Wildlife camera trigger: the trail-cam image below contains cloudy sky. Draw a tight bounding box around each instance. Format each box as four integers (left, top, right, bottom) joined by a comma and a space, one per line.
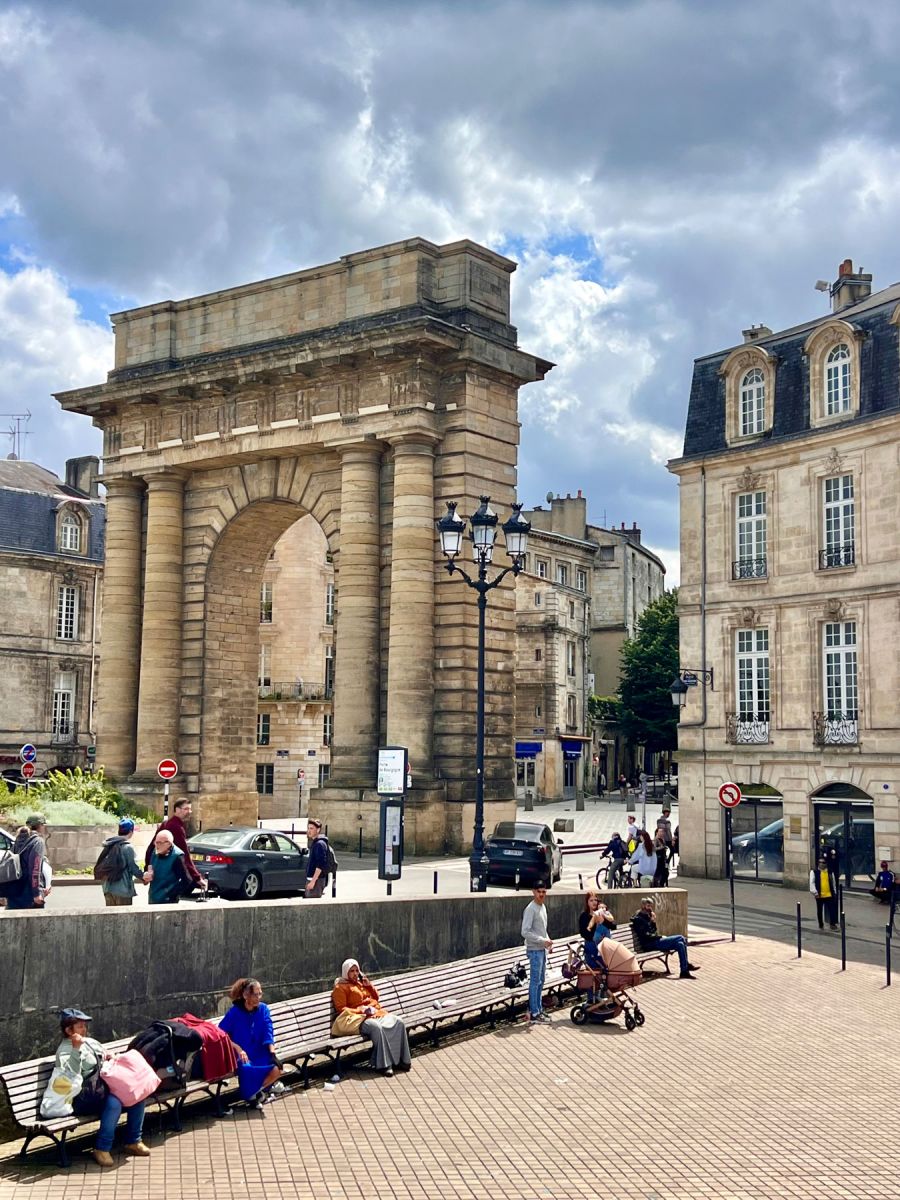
4, 0, 900, 581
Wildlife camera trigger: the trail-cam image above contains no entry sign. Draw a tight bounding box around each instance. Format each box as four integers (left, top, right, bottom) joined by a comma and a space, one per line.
718, 781, 742, 809
157, 759, 178, 781
22, 761, 36, 780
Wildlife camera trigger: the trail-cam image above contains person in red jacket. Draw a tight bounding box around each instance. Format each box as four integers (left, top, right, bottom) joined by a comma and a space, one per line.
146, 798, 207, 892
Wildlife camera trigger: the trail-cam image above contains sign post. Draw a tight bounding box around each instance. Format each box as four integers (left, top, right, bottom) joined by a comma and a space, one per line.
157, 759, 178, 818
376, 747, 407, 883
718, 782, 742, 942
20, 745, 36, 796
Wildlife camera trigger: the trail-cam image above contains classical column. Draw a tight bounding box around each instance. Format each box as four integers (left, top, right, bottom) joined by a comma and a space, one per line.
330, 442, 382, 783
386, 436, 437, 773
134, 471, 185, 775
95, 477, 144, 779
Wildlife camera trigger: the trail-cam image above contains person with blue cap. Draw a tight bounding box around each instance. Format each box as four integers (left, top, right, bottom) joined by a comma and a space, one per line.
95, 818, 146, 907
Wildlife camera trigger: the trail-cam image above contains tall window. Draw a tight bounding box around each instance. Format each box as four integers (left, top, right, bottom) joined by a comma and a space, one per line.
534, 647, 542, 662
256, 764, 274, 795
59, 511, 81, 553
734, 491, 767, 578
324, 645, 335, 695
824, 621, 857, 718
318, 763, 331, 788
739, 368, 765, 436
556, 563, 569, 586
325, 582, 335, 626
534, 592, 541, 607
566, 640, 576, 676
323, 713, 333, 746
256, 713, 270, 745
736, 629, 769, 719
52, 671, 75, 736
56, 585, 79, 640
825, 343, 851, 415
259, 644, 271, 688
566, 694, 577, 727
822, 474, 855, 568
575, 568, 587, 592
536, 559, 548, 579
260, 581, 273, 623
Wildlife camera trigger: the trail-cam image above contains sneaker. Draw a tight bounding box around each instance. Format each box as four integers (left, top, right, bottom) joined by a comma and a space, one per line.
536, 1012, 552, 1023
269, 1081, 287, 1096
124, 1142, 151, 1157
686, 963, 701, 971
679, 970, 697, 980
92, 1149, 114, 1168
384, 1067, 394, 1077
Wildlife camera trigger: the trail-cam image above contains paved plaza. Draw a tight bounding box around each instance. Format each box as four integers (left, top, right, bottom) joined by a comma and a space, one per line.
2, 925, 897, 1200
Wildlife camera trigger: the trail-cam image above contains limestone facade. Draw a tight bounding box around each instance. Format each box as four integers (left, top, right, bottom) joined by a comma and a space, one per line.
56, 238, 551, 851
0, 459, 105, 780
669, 261, 900, 889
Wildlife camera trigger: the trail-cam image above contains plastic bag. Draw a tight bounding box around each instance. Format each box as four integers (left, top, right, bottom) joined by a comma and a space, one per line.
40, 1062, 84, 1118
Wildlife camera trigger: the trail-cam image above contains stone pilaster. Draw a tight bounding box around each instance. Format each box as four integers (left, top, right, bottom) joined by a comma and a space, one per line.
386, 435, 438, 773
95, 477, 144, 779
330, 441, 383, 783
134, 471, 185, 776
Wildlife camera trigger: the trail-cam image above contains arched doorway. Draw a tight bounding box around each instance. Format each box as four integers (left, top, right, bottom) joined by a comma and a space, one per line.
811, 783, 875, 890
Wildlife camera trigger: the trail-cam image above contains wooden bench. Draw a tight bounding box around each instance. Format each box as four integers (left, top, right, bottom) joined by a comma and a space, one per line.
611, 925, 675, 974
1, 939, 579, 1164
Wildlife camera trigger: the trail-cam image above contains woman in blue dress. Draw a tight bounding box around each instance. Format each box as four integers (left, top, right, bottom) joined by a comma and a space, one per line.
219, 978, 283, 1108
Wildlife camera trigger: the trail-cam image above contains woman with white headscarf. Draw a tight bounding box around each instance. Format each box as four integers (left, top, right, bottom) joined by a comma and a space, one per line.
330, 959, 411, 1076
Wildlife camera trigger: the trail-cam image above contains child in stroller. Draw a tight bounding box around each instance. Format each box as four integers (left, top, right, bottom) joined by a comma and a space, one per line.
564, 936, 646, 1031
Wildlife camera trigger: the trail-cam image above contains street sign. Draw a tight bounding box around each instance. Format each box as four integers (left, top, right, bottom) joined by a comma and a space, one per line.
22, 761, 36, 779
718, 781, 742, 809
20, 744, 36, 763
86, 745, 97, 759
157, 759, 178, 781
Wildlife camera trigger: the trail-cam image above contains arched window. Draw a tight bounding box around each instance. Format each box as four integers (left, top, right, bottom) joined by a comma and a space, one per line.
739, 368, 765, 436
59, 510, 82, 553
825, 343, 851, 416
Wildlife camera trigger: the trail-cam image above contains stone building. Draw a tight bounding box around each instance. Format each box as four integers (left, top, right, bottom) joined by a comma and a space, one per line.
669, 259, 900, 890
56, 238, 550, 852
514, 493, 666, 799
0, 457, 105, 781
255, 515, 334, 818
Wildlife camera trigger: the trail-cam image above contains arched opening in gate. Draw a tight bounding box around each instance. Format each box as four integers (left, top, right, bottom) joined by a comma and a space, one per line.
199, 500, 334, 826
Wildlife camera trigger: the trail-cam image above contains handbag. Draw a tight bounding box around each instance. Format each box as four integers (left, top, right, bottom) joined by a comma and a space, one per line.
40, 1062, 84, 1118
331, 1009, 368, 1037
100, 1049, 161, 1105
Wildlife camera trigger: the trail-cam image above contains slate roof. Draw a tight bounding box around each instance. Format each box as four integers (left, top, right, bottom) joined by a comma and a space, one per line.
678, 281, 900, 461
0, 460, 105, 560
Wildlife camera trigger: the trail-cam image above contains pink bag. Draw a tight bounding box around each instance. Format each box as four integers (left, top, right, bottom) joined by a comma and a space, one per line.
100, 1049, 160, 1105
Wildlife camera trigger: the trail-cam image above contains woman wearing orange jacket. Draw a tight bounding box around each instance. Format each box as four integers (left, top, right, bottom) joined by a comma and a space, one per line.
331, 959, 411, 1077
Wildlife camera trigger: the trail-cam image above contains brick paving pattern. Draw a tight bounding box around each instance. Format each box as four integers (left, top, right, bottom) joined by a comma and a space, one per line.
2, 930, 898, 1200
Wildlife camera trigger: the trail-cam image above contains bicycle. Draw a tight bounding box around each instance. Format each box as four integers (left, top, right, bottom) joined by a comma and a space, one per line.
595, 855, 633, 890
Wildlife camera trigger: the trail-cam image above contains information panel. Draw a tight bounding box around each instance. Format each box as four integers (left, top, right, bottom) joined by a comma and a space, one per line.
378, 797, 404, 880
377, 746, 408, 796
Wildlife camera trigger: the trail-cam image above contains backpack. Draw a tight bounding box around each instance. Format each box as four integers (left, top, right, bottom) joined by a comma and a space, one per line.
321, 837, 338, 877
128, 1020, 202, 1088
0, 849, 22, 891
93, 840, 128, 883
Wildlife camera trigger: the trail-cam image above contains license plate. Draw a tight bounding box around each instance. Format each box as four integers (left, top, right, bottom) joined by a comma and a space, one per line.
504, 849, 524, 856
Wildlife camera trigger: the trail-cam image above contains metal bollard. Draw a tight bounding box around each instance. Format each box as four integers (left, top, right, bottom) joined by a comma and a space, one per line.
796, 902, 802, 958
887, 925, 892, 987
515, 870, 520, 892
840, 911, 846, 971
578, 873, 583, 890
331, 874, 337, 899
387, 880, 392, 897
358, 828, 363, 859
433, 870, 438, 895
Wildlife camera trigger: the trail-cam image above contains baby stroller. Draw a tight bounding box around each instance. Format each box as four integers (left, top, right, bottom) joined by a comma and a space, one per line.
564, 939, 646, 1031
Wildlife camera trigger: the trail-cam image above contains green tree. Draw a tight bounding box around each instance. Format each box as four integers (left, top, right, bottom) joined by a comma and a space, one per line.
616, 589, 680, 755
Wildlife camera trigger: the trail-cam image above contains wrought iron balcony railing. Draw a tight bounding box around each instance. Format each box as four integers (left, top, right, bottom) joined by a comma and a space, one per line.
50, 722, 79, 746
258, 682, 332, 701
726, 713, 770, 744
818, 543, 855, 569
813, 711, 859, 746
732, 557, 767, 580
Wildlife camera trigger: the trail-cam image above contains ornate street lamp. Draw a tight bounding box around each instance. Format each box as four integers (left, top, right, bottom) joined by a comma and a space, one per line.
670, 669, 714, 707
436, 498, 531, 891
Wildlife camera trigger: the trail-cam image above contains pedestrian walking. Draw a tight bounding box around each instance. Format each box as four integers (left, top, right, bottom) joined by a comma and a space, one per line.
596, 771, 606, 798
304, 818, 328, 897
147, 798, 207, 895
810, 856, 839, 930
144, 830, 191, 904
618, 773, 628, 798
5, 814, 49, 910
95, 818, 146, 906
521, 885, 553, 1023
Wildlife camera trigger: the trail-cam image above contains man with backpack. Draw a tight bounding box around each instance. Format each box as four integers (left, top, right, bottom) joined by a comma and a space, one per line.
304, 817, 335, 897
3, 813, 49, 910
95, 818, 146, 906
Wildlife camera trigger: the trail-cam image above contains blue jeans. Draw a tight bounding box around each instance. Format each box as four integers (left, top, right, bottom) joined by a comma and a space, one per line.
526, 948, 546, 1017
96, 1094, 145, 1151
655, 935, 689, 972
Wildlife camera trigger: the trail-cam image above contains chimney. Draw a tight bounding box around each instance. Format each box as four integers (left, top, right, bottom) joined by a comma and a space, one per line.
626, 521, 642, 545
65, 456, 100, 498
831, 259, 872, 312
742, 324, 772, 343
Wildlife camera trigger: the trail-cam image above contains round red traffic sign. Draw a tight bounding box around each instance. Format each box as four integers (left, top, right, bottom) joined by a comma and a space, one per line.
718, 781, 742, 809
157, 759, 178, 781
22, 761, 36, 779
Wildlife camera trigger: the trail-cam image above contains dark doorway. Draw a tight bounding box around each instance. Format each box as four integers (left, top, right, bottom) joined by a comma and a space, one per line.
813, 788, 875, 890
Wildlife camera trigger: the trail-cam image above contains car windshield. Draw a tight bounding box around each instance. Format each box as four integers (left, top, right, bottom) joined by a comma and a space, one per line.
188, 829, 246, 848
492, 823, 543, 842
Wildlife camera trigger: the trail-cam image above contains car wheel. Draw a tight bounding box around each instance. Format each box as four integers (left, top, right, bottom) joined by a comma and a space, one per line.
239, 871, 262, 900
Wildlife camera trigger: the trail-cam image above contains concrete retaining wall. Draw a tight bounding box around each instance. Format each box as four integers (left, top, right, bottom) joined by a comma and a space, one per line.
0, 887, 686, 1141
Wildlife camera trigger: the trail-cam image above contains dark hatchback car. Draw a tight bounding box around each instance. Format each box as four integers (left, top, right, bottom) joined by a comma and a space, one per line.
485, 821, 563, 887
187, 828, 308, 900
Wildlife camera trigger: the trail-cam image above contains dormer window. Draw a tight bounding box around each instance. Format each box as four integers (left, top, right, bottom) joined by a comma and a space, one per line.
721, 346, 776, 445
59, 509, 83, 554
739, 368, 766, 436
804, 321, 861, 427
825, 344, 851, 415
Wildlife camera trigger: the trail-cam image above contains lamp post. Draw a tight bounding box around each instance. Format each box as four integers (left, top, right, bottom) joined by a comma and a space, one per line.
436, 497, 530, 891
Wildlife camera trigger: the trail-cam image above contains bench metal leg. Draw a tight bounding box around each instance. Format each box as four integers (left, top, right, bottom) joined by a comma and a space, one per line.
174, 1094, 187, 1129
302, 1059, 310, 1090
20, 1128, 71, 1169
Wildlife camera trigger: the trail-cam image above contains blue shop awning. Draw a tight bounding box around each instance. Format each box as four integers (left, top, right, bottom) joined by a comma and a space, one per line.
561, 739, 585, 759
515, 741, 543, 759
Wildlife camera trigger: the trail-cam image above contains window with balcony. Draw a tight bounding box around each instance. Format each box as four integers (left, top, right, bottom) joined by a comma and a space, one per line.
59, 510, 82, 553
821, 474, 855, 569
56, 584, 79, 640
566, 640, 576, 676
556, 563, 569, 586
728, 628, 769, 743
323, 713, 333, 746
52, 671, 75, 737
739, 368, 766, 436
256, 764, 274, 795
816, 621, 858, 744
575, 568, 587, 592
734, 491, 767, 579
256, 713, 270, 746
325, 582, 335, 626
260, 581, 273, 623
825, 343, 851, 415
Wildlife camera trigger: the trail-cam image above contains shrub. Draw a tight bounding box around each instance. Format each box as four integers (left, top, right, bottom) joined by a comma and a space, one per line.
0, 767, 155, 827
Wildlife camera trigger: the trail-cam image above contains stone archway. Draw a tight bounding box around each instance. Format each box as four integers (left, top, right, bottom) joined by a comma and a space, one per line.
56, 237, 551, 849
